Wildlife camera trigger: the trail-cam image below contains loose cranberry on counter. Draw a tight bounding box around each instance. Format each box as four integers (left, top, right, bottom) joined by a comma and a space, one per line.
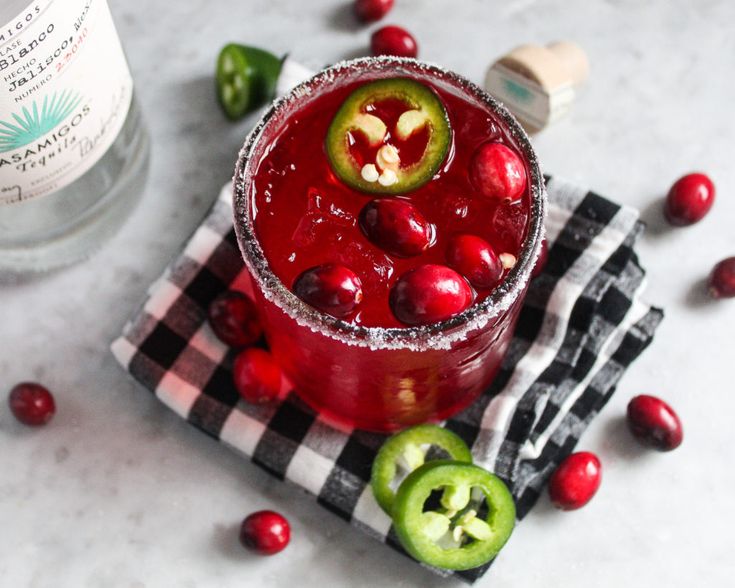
233, 349, 282, 405
664, 172, 715, 226
208, 291, 263, 348
354, 0, 394, 22
548, 452, 601, 511
370, 25, 418, 58
470, 142, 527, 202
390, 264, 474, 326
293, 264, 363, 319
532, 238, 549, 278
709, 257, 735, 299
8, 382, 56, 426
626, 395, 683, 451
445, 234, 503, 289
239, 510, 291, 555
359, 199, 433, 258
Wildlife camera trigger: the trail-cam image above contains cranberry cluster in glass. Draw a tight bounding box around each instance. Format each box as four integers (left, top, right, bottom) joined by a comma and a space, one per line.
251, 77, 532, 328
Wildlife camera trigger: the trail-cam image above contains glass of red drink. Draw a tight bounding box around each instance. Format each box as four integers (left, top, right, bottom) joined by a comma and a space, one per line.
233, 57, 545, 433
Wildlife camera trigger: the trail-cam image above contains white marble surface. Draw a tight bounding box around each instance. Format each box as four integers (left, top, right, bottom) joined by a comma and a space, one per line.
1, 0, 734, 586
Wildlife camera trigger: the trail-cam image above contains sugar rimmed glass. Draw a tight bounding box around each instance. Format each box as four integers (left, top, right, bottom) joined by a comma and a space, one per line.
233, 57, 545, 433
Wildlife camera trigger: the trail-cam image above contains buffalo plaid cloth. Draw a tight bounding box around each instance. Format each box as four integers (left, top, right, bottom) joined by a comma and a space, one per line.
112, 175, 663, 583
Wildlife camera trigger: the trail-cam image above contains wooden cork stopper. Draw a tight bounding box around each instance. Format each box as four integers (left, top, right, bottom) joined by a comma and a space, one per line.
546, 41, 589, 86
484, 41, 589, 134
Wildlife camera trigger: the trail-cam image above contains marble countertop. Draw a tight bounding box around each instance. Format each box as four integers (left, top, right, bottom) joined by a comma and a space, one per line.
2, 0, 733, 586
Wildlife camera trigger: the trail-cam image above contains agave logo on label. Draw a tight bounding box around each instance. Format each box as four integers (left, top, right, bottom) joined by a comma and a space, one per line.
0, 89, 82, 153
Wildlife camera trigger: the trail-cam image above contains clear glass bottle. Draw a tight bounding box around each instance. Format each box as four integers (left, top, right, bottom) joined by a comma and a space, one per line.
0, 0, 149, 274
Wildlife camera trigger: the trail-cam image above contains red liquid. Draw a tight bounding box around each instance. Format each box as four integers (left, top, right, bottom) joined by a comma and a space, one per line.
240, 64, 538, 432
250, 79, 531, 328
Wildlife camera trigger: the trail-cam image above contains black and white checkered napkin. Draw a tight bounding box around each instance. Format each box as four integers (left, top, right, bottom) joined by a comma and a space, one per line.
111, 175, 663, 583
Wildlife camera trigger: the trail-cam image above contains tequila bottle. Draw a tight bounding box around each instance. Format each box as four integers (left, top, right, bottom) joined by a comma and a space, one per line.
0, 0, 149, 273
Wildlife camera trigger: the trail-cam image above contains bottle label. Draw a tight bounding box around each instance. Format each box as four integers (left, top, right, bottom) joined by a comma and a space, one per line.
485, 63, 575, 132
0, 0, 133, 205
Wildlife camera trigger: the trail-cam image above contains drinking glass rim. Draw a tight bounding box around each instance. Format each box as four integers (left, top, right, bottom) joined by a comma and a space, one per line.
233, 56, 546, 351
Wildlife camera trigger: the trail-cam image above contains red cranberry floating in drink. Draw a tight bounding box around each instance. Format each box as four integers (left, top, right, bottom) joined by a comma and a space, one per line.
532, 238, 549, 278
371, 25, 418, 58
626, 395, 683, 451
354, 0, 394, 22
390, 264, 474, 326
8, 382, 56, 426
548, 451, 602, 511
445, 234, 503, 289
293, 264, 363, 319
470, 142, 527, 202
709, 256, 735, 299
208, 290, 263, 348
664, 173, 715, 226
239, 510, 291, 555
359, 199, 433, 257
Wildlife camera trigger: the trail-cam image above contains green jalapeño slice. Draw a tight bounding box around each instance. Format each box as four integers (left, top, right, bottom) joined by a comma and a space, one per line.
392, 461, 516, 571
371, 425, 472, 516
216, 44, 282, 120
326, 78, 452, 194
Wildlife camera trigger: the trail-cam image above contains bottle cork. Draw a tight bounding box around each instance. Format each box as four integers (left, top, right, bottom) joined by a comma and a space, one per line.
484, 41, 589, 134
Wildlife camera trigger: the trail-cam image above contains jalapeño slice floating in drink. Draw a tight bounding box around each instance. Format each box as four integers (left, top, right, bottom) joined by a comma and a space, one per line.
326, 78, 451, 194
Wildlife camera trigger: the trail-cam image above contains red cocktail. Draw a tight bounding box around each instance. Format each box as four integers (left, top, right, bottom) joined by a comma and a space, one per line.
234, 58, 545, 432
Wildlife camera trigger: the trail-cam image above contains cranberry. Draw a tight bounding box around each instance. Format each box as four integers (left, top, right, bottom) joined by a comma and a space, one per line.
664, 173, 715, 226
239, 510, 290, 555
370, 25, 418, 58
470, 142, 527, 202
627, 395, 683, 451
8, 382, 55, 426
354, 0, 393, 22
548, 452, 602, 511
293, 264, 363, 319
709, 257, 735, 299
208, 291, 263, 348
445, 234, 502, 289
390, 264, 474, 326
359, 199, 433, 258
532, 238, 549, 278
233, 348, 282, 404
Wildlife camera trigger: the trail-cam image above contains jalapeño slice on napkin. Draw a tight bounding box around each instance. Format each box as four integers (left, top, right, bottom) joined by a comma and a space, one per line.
392, 461, 516, 570
216, 44, 282, 120
371, 425, 472, 515
326, 78, 451, 194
